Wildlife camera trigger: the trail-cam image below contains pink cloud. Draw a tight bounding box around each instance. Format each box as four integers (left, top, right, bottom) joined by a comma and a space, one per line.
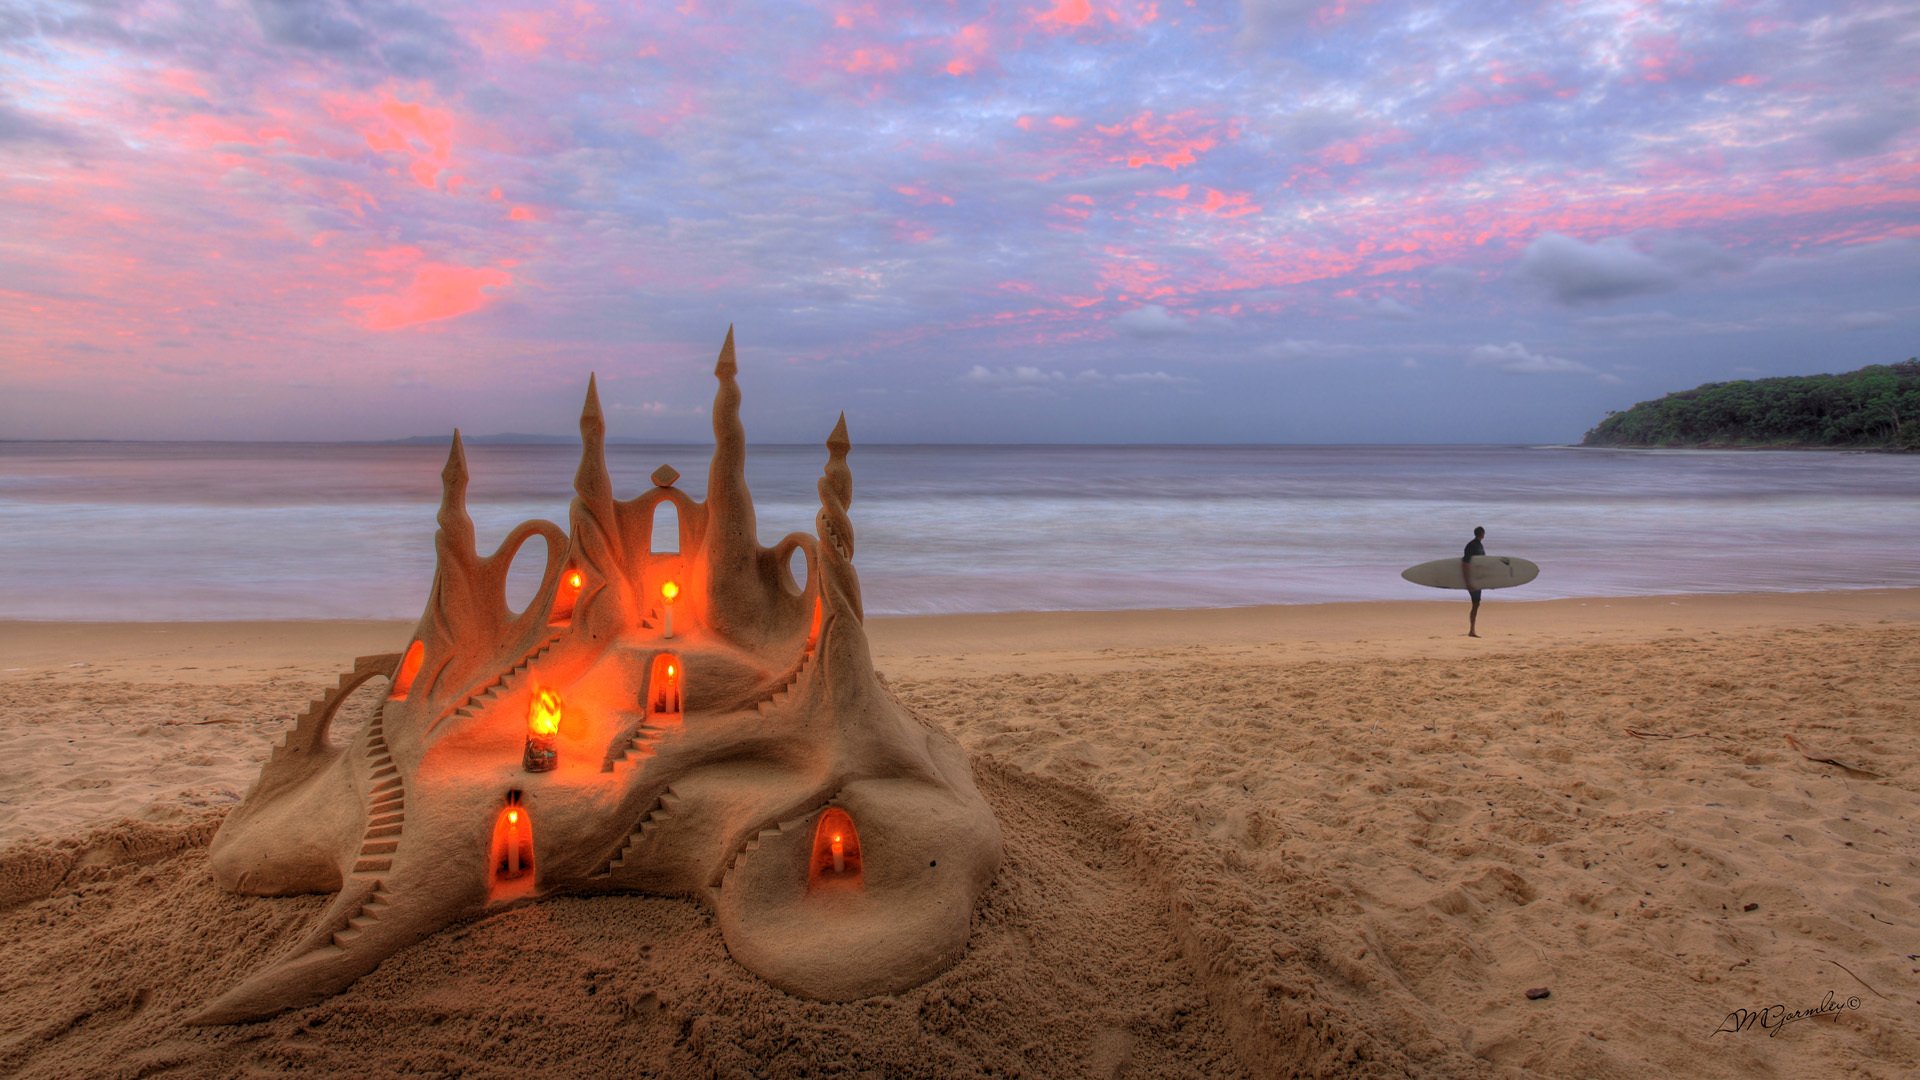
944, 21, 992, 76
896, 184, 957, 206
328, 91, 458, 191
349, 262, 513, 331
1094, 110, 1233, 170
841, 46, 905, 74
1197, 188, 1259, 217
1035, 0, 1097, 28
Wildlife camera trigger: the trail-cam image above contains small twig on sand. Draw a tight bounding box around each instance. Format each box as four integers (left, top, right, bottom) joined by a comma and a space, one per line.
1785, 734, 1882, 778
192, 715, 242, 725
1625, 728, 1711, 740
1824, 958, 1888, 1000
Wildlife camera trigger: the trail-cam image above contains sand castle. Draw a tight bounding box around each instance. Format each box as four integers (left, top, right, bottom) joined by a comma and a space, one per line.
197, 330, 1002, 1024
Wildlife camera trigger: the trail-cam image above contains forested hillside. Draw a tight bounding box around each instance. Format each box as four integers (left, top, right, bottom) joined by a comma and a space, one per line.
1581, 360, 1920, 450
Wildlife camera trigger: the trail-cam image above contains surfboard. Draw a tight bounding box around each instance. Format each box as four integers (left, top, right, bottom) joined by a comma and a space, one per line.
1401, 555, 1539, 591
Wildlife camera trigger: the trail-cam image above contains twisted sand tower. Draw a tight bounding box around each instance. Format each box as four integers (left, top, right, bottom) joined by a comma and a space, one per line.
197, 329, 1002, 1024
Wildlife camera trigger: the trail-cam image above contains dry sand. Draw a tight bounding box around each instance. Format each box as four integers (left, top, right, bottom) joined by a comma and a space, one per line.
2, 590, 1916, 1077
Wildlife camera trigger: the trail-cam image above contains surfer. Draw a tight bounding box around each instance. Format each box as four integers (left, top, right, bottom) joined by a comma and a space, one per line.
1463, 526, 1486, 637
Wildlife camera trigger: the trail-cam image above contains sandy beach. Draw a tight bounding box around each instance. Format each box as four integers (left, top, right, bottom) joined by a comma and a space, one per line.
2, 589, 1916, 1077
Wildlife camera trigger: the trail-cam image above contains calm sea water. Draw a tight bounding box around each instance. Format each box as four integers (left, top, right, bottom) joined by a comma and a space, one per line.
2, 441, 1917, 620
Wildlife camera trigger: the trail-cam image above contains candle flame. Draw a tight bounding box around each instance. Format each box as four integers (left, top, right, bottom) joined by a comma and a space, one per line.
508, 809, 520, 824
529, 689, 562, 736
661, 580, 679, 601
566, 570, 582, 589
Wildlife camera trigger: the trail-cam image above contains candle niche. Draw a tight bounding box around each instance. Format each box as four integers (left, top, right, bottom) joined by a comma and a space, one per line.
488, 792, 535, 900
549, 566, 584, 626
647, 653, 683, 725
808, 807, 863, 889
388, 640, 425, 701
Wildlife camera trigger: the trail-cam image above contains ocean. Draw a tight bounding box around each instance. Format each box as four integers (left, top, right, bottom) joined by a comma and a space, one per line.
2, 441, 1917, 621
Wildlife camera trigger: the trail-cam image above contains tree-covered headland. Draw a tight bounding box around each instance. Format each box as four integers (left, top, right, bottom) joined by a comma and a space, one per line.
1581, 359, 1920, 450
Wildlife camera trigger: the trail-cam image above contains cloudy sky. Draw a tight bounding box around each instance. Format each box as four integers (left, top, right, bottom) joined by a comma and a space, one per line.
3, 0, 1915, 444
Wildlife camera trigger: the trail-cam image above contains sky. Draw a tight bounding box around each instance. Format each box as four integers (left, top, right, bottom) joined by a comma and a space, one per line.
1, 0, 1916, 445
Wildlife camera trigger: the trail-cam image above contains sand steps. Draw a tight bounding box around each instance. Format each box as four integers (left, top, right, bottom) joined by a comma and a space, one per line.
752, 642, 817, 717
718, 815, 805, 887
266, 653, 401, 765
604, 721, 670, 773
433, 631, 565, 733
349, 712, 405, 880
328, 882, 392, 951
594, 787, 683, 878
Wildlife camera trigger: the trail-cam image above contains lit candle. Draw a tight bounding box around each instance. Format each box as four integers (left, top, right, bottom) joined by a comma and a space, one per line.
661, 580, 679, 639
830, 832, 845, 874
506, 808, 523, 876
664, 662, 680, 713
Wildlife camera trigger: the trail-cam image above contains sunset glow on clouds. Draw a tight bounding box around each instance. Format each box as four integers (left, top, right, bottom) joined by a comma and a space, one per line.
2, 0, 1916, 442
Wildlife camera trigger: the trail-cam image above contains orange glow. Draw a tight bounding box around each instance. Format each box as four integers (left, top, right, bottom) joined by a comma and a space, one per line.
492, 797, 533, 887
648, 653, 683, 717
810, 808, 862, 887
529, 689, 562, 736
661, 580, 679, 602
390, 639, 425, 700
567, 570, 583, 589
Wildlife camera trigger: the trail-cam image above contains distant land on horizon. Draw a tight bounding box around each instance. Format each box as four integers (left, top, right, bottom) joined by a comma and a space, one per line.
1581, 360, 1920, 451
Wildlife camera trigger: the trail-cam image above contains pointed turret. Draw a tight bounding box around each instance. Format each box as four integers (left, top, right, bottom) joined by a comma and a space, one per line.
816, 412, 862, 621
573, 375, 613, 505
437, 429, 475, 556
703, 327, 762, 639
819, 413, 853, 559
569, 375, 622, 570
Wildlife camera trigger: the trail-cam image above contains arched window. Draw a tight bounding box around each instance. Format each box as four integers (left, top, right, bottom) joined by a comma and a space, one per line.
650, 501, 680, 554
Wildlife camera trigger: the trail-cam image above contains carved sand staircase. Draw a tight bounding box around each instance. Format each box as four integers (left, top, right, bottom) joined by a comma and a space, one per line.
752, 639, 818, 717
329, 882, 393, 950
604, 720, 674, 773
432, 630, 566, 734
259, 653, 400, 784
592, 786, 684, 878
714, 813, 810, 892
351, 707, 406, 877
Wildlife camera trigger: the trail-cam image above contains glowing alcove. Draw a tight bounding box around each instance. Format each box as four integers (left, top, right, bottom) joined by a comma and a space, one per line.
647, 653, 683, 722
550, 566, 584, 626
389, 640, 425, 701
489, 793, 536, 901
809, 807, 863, 889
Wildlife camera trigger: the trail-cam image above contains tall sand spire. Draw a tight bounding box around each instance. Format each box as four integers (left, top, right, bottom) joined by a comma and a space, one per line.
703, 326, 760, 638
436, 429, 475, 557
816, 412, 862, 621
574, 374, 612, 504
